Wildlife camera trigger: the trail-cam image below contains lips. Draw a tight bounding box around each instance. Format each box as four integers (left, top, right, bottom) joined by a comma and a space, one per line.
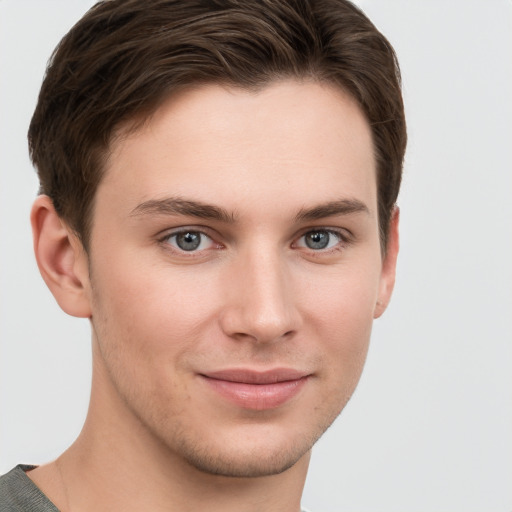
199, 368, 309, 410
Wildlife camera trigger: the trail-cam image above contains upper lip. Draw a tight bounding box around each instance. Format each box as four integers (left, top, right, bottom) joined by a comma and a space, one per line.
200, 368, 309, 384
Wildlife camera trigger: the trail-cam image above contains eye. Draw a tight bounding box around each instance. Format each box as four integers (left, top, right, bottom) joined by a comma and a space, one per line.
296, 229, 344, 251
165, 230, 215, 252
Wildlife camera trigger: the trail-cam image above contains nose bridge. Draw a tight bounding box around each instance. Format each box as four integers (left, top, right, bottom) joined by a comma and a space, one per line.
221, 241, 298, 343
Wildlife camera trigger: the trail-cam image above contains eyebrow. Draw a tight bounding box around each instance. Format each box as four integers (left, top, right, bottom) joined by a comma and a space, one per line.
294, 198, 370, 222
130, 196, 369, 224
130, 197, 236, 223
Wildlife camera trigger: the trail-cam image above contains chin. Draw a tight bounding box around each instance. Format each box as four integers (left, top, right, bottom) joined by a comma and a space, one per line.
177, 439, 311, 478
158, 410, 341, 479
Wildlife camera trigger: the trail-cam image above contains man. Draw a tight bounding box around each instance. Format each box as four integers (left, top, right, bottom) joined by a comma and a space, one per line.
0, 0, 406, 510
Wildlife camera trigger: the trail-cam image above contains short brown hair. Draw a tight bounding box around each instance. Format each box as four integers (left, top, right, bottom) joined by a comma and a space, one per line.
28, 0, 406, 251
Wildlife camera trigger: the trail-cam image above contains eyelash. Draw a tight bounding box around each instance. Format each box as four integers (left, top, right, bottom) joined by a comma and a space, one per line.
293, 228, 350, 254
159, 228, 221, 257
158, 227, 351, 257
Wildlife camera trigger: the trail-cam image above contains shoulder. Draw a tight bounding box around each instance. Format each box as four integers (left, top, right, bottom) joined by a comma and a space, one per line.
0, 465, 59, 512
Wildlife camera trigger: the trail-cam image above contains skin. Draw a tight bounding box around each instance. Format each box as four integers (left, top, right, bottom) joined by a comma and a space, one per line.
28, 80, 399, 512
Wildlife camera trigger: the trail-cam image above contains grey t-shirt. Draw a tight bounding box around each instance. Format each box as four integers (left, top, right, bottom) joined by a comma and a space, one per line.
0, 465, 59, 511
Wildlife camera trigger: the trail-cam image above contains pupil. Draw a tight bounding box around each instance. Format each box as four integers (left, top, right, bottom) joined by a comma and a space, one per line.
306, 231, 329, 250
176, 232, 201, 251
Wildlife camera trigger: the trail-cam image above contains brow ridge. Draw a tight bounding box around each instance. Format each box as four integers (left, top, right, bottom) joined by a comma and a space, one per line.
130, 196, 369, 224
295, 199, 370, 222
130, 197, 236, 223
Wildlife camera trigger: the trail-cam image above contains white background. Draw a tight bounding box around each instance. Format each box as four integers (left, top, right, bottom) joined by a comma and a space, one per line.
1, 1, 511, 511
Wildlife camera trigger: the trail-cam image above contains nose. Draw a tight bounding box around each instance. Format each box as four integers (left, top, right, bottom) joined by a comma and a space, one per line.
219, 246, 301, 344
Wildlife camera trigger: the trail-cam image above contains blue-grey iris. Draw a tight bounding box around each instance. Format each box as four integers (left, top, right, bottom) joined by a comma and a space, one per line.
305, 231, 330, 250
176, 232, 201, 251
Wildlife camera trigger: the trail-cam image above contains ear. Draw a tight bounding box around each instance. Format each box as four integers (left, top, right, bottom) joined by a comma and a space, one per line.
374, 206, 400, 319
31, 195, 92, 318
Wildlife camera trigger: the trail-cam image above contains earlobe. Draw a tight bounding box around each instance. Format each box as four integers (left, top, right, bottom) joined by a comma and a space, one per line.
374, 206, 400, 319
31, 195, 92, 318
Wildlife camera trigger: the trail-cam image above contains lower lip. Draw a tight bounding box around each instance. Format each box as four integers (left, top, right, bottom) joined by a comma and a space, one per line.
201, 376, 308, 410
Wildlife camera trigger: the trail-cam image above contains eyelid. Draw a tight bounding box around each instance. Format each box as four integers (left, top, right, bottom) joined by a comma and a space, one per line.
292, 227, 352, 252
156, 225, 352, 256
157, 226, 223, 254
157, 224, 218, 240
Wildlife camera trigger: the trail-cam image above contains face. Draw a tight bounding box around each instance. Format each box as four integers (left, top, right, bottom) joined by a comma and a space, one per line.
83, 81, 397, 477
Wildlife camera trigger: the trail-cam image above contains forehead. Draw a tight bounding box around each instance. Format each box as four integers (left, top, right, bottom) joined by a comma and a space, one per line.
100, 80, 377, 220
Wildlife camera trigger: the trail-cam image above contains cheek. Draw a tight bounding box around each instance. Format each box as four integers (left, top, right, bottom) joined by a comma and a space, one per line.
305, 261, 380, 332
90, 256, 221, 361
303, 265, 380, 385
89, 264, 201, 416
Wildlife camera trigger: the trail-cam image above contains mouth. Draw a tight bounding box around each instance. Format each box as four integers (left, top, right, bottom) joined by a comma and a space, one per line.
199, 368, 310, 410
